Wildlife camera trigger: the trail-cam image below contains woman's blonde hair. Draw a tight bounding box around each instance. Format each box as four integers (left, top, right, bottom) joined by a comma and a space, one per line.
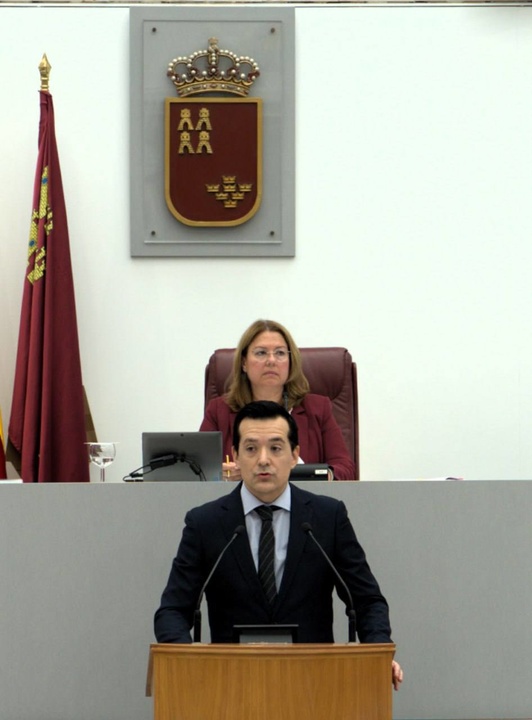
225, 319, 310, 411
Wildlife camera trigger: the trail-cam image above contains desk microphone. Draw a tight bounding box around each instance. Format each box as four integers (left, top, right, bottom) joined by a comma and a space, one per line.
124, 453, 207, 482
193, 526, 245, 643
301, 522, 357, 643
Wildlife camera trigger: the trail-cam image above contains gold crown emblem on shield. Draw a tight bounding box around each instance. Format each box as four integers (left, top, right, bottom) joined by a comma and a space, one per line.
167, 37, 260, 98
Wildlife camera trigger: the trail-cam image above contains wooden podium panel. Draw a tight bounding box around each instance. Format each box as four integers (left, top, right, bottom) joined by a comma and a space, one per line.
147, 643, 395, 720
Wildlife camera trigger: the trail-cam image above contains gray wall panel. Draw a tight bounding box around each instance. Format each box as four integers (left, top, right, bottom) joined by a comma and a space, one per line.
129, 7, 295, 257
1, 481, 531, 719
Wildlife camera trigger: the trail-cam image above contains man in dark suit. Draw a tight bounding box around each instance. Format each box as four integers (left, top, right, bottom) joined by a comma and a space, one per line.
154, 400, 403, 689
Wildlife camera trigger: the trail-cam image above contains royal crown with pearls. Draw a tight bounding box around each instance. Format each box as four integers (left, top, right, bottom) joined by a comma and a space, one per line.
167, 38, 260, 98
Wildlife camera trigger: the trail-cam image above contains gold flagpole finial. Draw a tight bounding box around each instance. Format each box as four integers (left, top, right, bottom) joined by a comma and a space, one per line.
38, 54, 51, 92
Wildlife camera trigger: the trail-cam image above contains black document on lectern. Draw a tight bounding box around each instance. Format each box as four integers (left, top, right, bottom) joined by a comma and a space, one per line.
233, 624, 298, 643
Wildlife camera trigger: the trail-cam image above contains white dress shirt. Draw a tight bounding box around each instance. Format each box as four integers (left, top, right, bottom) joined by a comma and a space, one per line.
241, 483, 291, 592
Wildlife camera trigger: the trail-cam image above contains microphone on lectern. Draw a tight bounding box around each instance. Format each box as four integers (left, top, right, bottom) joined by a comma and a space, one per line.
193, 526, 245, 643
302, 522, 357, 643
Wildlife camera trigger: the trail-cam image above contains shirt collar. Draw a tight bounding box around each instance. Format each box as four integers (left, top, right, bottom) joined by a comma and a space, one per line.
241, 482, 291, 515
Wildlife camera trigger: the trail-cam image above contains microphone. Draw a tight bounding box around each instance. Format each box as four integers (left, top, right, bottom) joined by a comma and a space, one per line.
193, 525, 245, 643
149, 454, 179, 469
302, 522, 357, 643
123, 454, 178, 480
123, 453, 208, 482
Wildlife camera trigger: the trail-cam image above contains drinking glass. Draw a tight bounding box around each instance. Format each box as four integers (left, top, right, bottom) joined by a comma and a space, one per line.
86, 442, 116, 483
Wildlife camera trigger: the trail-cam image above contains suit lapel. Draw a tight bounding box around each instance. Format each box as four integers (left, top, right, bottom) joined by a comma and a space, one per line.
276, 484, 313, 604
217, 484, 264, 599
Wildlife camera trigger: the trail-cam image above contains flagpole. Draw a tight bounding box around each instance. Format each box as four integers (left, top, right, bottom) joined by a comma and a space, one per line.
38, 53, 51, 91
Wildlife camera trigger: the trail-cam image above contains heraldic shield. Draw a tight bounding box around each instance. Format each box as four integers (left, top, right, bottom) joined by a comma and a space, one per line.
165, 97, 263, 227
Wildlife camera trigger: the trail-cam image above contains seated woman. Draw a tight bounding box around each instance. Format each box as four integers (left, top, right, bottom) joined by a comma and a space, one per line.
200, 319, 357, 481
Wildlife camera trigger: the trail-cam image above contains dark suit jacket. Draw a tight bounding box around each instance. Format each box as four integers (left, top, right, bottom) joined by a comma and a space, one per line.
200, 394, 356, 480
154, 483, 392, 644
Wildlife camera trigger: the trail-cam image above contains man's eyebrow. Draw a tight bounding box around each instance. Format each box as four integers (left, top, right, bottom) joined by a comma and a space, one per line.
242, 435, 287, 444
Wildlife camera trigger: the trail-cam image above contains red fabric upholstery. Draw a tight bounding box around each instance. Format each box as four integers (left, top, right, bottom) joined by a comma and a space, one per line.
204, 347, 359, 479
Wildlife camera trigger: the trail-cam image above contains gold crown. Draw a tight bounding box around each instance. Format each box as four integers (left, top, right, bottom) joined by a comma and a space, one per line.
167, 38, 260, 98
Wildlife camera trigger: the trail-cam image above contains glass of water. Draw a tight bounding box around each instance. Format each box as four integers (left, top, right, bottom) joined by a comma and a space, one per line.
86, 442, 116, 483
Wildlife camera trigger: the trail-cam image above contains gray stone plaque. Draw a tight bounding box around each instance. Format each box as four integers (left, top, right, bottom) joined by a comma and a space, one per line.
129, 7, 295, 257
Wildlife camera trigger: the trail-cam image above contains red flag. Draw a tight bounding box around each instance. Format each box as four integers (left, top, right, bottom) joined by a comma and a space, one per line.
8, 91, 89, 483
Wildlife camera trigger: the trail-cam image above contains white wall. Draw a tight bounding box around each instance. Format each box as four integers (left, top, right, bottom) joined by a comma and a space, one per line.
1, 4, 532, 482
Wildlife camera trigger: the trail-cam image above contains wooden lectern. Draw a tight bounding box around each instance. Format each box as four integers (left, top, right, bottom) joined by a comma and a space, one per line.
147, 642, 395, 720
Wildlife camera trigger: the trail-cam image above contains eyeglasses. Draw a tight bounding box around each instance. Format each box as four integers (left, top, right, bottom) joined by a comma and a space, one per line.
249, 349, 291, 362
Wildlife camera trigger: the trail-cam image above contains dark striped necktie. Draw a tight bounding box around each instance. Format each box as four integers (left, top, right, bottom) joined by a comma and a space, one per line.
255, 504, 279, 604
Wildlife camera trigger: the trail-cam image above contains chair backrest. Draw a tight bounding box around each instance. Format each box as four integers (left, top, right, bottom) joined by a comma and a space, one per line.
204, 347, 359, 479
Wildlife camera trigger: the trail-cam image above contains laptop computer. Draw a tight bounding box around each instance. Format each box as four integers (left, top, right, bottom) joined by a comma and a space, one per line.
141, 431, 222, 482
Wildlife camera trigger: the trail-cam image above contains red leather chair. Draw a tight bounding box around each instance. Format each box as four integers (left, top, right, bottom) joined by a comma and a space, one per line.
204, 347, 359, 480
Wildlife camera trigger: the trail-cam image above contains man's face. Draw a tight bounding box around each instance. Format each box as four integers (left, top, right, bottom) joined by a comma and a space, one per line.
233, 416, 299, 503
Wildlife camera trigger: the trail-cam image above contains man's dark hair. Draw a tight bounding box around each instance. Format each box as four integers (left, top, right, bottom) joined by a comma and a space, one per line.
232, 401, 299, 451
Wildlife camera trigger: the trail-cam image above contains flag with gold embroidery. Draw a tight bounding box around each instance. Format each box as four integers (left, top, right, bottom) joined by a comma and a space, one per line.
8, 90, 89, 483
0, 407, 7, 479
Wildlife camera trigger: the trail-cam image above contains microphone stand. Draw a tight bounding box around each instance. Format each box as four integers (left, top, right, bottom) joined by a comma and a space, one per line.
193, 527, 245, 643
193, 608, 203, 644
347, 609, 357, 644
302, 523, 357, 643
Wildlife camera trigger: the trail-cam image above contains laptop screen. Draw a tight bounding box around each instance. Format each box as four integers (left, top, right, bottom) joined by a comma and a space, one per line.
141, 431, 222, 482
